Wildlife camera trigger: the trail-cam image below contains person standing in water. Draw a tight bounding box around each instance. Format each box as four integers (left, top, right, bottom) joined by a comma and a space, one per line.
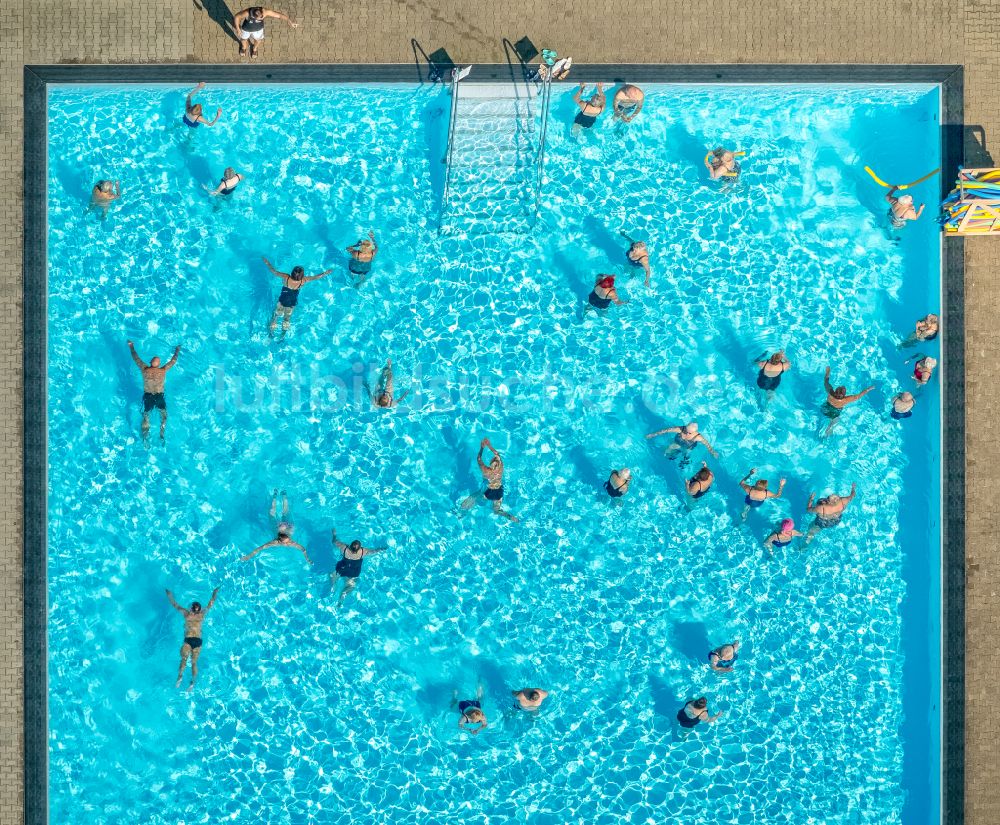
128, 340, 181, 444
821, 366, 875, 436
705, 148, 740, 180
686, 462, 714, 502
346, 232, 378, 285
646, 422, 718, 467
805, 483, 857, 544
512, 688, 549, 710
330, 529, 385, 607
619, 232, 652, 288
365, 358, 408, 408
206, 167, 243, 197
586, 274, 627, 314
755, 351, 791, 400
765, 518, 804, 552
605, 468, 631, 499
708, 641, 740, 673
891, 391, 915, 420
165, 586, 220, 691
677, 696, 722, 729
912, 356, 937, 386
241, 490, 313, 565
91, 179, 121, 214
739, 468, 786, 520
462, 438, 518, 522
455, 686, 488, 735
572, 83, 606, 132
233, 6, 300, 59
262, 257, 333, 338
899, 313, 939, 348
182, 82, 221, 128
612, 84, 645, 123
886, 186, 925, 227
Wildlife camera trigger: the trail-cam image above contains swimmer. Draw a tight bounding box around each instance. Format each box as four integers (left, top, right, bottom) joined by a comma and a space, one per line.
364, 358, 408, 408
512, 688, 549, 710
346, 232, 378, 285
585, 275, 627, 314
805, 483, 857, 544
739, 468, 786, 521
646, 422, 718, 467
821, 366, 875, 437
234, 6, 299, 59
899, 313, 939, 348
165, 586, 220, 691
127, 340, 181, 444
886, 186, 925, 227
90, 179, 121, 211
206, 167, 243, 196
612, 84, 645, 123
764, 518, 804, 552
605, 468, 631, 499
182, 82, 221, 128
454, 686, 488, 735
262, 257, 333, 338
677, 696, 722, 729
708, 641, 740, 673
686, 462, 714, 502
891, 391, 915, 420
912, 356, 937, 386
572, 82, 605, 132
754, 351, 791, 399
330, 528, 385, 607
462, 438, 518, 522
705, 147, 739, 180
620, 233, 652, 288
241, 490, 313, 565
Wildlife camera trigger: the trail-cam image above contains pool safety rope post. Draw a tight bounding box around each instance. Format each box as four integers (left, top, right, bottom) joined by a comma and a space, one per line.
940, 168, 1000, 235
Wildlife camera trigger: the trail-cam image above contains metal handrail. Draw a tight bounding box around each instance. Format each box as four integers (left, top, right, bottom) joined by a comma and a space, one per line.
534, 73, 553, 216
441, 67, 466, 219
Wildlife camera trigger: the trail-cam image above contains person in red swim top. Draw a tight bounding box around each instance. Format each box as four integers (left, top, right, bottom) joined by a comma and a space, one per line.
586, 275, 627, 313
913, 356, 937, 385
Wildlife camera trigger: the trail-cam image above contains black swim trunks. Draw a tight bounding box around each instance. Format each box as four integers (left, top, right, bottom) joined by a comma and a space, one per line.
143, 392, 166, 412
574, 112, 598, 129
588, 291, 612, 310
184, 636, 202, 649
484, 486, 504, 502
349, 259, 372, 275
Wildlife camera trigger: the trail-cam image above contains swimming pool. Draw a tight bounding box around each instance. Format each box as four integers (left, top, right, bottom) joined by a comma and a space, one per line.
44, 79, 943, 823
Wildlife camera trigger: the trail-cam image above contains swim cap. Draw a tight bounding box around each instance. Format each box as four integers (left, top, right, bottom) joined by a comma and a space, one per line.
277, 521, 293, 536
924, 357, 937, 368
780, 518, 794, 532
598, 276, 615, 289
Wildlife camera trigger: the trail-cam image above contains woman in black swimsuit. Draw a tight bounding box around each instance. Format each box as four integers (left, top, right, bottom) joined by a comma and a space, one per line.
207, 167, 243, 197
605, 468, 631, 499
677, 696, 721, 729
686, 463, 714, 504
586, 275, 626, 314
330, 529, 385, 607
755, 350, 791, 398
262, 256, 333, 338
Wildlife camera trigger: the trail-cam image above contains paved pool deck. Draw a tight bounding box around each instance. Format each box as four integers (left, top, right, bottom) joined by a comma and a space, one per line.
2, 1, 998, 822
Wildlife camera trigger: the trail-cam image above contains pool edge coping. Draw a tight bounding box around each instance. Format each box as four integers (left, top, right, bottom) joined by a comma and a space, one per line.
22, 63, 965, 825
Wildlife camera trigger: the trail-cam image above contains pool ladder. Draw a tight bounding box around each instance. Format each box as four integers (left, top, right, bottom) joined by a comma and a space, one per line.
440, 68, 554, 235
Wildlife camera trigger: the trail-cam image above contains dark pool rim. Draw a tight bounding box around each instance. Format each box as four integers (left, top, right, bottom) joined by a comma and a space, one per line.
22, 62, 965, 825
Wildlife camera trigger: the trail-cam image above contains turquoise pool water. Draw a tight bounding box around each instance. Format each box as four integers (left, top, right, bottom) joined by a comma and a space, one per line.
46, 82, 942, 824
